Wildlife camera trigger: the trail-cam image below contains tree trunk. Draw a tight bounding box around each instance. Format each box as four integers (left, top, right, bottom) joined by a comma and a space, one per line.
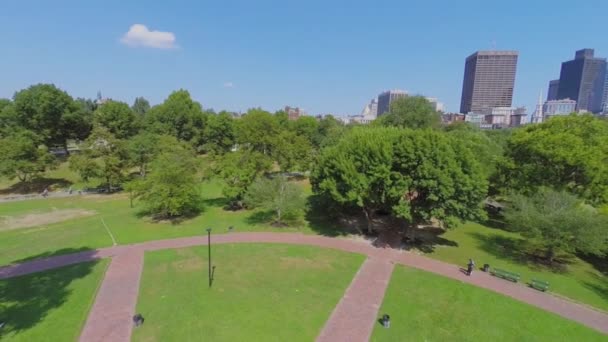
362, 207, 374, 234
546, 247, 556, 263
63, 141, 70, 156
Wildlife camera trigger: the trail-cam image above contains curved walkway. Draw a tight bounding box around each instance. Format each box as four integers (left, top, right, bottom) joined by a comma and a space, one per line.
1, 232, 608, 339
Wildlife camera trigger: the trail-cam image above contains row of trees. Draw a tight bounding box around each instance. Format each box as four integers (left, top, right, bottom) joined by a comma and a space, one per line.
1, 83, 607, 261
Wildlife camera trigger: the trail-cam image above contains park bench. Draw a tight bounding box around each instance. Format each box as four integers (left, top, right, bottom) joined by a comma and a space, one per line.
490, 268, 520, 282
530, 279, 550, 292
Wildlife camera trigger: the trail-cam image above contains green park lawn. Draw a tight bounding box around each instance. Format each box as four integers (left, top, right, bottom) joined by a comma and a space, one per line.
424, 222, 608, 312
132, 244, 364, 341
0, 169, 607, 314
371, 266, 606, 341
0, 179, 328, 266
0, 260, 109, 341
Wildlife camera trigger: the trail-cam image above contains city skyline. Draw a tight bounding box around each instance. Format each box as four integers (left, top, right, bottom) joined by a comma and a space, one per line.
1, 1, 607, 115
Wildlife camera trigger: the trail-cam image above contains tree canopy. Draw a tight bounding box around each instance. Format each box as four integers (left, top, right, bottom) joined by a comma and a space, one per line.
236, 109, 279, 154
504, 188, 608, 262
132, 97, 151, 116
10, 84, 83, 149
146, 90, 206, 146
0, 130, 56, 182
378, 96, 441, 129
94, 100, 139, 139
498, 115, 608, 204
132, 143, 202, 218
312, 127, 487, 234
245, 176, 305, 225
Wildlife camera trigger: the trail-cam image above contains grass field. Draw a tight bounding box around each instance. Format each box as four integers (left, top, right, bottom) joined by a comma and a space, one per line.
0, 179, 330, 266
0, 168, 607, 313
132, 244, 364, 341
371, 266, 606, 341
0, 260, 109, 341
424, 222, 608, 312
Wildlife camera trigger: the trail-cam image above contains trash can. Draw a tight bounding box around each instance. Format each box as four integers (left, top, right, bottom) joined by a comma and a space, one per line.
483, 264, 490, 272
382, 314, 390, 328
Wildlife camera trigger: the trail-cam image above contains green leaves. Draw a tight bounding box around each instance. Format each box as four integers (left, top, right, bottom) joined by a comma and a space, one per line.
312, 127, 488, 233
93, 100, 139, 139
500, 115, 608, 204
245, 176, 305, 225
377, 96, 441, 129
135, 146, 202, 218
504, 189, 608, 261
0, 130, 56, 182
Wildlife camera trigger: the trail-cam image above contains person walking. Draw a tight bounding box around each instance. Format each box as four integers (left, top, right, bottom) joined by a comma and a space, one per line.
467, 258, 475, 276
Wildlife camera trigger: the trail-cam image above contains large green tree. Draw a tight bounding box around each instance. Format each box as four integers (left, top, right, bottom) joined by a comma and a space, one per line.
311, 128, 403, 233
312, 128, 487, 235
11, 84, 83, 150
216, 150, 272, 209
132, 144, 202, 218
93, 100, 139, 139
313, 115, 345, 148
145, 90, 206, 147
236, 109, 279, 154
203, 111, 236, 154
69, 128, 129, 190
504, 188, 608, 263
0, 130, 56, 183
390, 129, 488, 236
378, 96, 441, 129
273, 131, 314, 172
498, 115, 608, 204
132, 97, 151, 116
245, 176, 305, 225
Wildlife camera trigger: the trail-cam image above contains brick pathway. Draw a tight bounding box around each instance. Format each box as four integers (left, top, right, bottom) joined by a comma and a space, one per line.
317, 258, 394, 342
79, 250, 144, 342
1, 232, 608, 339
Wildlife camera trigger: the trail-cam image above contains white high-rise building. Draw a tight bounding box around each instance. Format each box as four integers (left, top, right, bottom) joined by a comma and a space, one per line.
531, 91, 544, 124
425, 97, 445, 112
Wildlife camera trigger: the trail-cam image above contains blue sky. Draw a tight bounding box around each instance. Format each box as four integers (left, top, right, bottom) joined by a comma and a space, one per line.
1, 0, 607, 116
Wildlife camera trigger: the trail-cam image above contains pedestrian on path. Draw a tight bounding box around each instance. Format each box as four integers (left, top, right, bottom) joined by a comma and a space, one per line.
467, 258, 475, 276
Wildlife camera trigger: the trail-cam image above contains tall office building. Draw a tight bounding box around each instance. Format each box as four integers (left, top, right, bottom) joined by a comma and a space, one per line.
547, 80, 560, 101
377, 90, 407, 116
556, 49, 607, 113
603, 73, 608, 113
460, 50, 519, 114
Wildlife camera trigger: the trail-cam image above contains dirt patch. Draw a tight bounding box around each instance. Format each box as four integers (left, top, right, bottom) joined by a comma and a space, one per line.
0, 209, 97, 231
279, 257, 332, 270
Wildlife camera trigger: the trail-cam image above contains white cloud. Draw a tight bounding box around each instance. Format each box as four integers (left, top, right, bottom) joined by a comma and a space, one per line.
120, 24, 177, 49
223, 82, 234, 88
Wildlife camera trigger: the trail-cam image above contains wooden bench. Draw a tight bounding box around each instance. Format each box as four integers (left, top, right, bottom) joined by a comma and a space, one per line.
490, 268, 520, 282
530, 279, 550, 292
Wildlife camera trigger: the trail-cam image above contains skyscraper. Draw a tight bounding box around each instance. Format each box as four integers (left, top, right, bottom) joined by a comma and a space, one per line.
377, 90, 407, 116
460, 50, 519, 114
602, 73, 608, 113
547, 80, 560, 101
556, 49, 607, 113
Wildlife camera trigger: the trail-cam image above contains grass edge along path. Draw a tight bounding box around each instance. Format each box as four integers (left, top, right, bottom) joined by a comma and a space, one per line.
0, 259, 110, 341
371, 265, 607, 341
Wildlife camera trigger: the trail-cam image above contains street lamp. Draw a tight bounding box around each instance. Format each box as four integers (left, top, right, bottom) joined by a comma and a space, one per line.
206, 228, 212, 287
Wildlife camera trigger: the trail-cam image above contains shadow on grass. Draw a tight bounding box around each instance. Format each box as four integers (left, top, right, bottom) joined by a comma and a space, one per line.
467, 232, 574, 273
583, 273, 608, 303
245, 210, 275, 225
304, 195, 356, 237
0, 258, 97, 339
0, 178, 73, 195
12, 247, 95, 265
407, 228, 459, 253
202, 197, 229, 209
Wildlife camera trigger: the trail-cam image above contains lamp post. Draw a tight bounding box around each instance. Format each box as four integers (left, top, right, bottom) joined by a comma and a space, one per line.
206, 228, 212, 287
